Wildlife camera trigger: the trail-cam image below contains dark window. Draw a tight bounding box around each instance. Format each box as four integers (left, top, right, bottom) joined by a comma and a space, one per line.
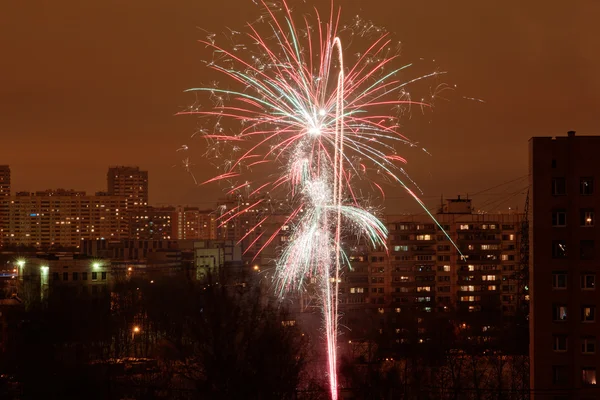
580, 210, 595, 227
581, 178, 594, 195
72, 272, 78, 281
582, 337, 596, 354
552, 210, 567, 227
552, 178, 567, 195
581, 274, 596, 290
553, 272, 567, 289
552, 241, 568, 258
551, 159, 557, 168
581, 240, 595, 260
53, 272, 59, 281
63, 272, 68, 281
553, 335, 568, 352
82, 272, 87, 280
552, 365, 568, 385
92, 285, 98, 294
92, 272, 98, 281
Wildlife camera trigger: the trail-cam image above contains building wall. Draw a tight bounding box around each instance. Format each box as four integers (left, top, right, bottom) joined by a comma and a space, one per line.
107, 166, 149, 210
129, 206, 173, 240
530, 133, 600, 399
3, 190, 128, 248
172, 207, 217, 240
0, 166, 10, 247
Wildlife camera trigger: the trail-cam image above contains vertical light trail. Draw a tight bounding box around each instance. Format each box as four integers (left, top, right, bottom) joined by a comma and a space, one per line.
321, 36, 345, 400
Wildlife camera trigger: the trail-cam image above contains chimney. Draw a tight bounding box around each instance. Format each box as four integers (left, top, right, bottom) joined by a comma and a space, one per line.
568, 130, 576, 137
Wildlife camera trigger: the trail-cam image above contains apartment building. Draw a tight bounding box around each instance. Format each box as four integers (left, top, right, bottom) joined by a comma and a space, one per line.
0, 166, 10, 246
172, 206, 217, 240
530, 132, 600, 399
129, 206, 174, 240
107, 166, 149, 210
335, 197, 524, 348
2, 189, 128, 248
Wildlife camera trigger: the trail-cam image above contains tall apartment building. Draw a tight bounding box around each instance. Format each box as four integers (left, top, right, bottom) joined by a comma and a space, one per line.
107, 166, 148, 210
0, 166, 10, 245
129, 206, 174, 240
2, 189, 128, 248
530, 132, 600, 399
335, 197, 524, 349
172, 206, 217, 240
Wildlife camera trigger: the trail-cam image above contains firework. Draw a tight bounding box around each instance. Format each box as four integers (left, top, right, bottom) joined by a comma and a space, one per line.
180, 1, 456, 398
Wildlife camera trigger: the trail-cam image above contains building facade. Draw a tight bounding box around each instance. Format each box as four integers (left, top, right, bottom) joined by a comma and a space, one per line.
129, 206, 174, 240
530, 132, 600, 399
172, 206, 217, 240
107, 166, 149, 210
0, 166, 10, 246
292, 198, 525, 353
2, 189, 128, 248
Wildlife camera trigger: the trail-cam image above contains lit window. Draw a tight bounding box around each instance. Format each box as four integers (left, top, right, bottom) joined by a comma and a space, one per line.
553, 305, 568, 321
581, 210, 595, 227
582, 306, 596, 322
459, 224, 469, 230
582, 367, 597, 385
416, 234, 432, 241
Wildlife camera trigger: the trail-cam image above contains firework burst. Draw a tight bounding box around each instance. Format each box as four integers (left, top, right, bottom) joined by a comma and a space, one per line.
180, 1, 457, 398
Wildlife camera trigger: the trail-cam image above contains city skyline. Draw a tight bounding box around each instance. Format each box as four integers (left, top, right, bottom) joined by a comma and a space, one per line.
1, 0, 598, 211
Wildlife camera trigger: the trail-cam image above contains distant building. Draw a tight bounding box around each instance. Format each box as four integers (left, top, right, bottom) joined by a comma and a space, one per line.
129, 206, 174, 240
0, 165, 10, 197
107, 166, 149, 210
530, 131, 600, 398
0, 166, 10, 246
81, 239, 187, 262
15, 255, 112, 301
2, 189, 128, 248
172, 206, 217, 240
297, 197, 524, 350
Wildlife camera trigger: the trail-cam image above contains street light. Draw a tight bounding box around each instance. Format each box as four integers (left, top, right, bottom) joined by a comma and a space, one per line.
92, 262, 101, 269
